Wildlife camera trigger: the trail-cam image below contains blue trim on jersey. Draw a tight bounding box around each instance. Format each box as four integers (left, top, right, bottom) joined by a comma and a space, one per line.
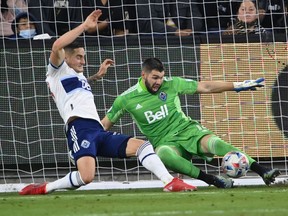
61, 76, 91, 93
49, 60, 64, 69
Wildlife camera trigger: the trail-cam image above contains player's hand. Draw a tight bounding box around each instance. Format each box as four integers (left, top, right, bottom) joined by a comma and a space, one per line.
233, 78, 265, 92
95, 59, 114, 79
83, 9, 102, 31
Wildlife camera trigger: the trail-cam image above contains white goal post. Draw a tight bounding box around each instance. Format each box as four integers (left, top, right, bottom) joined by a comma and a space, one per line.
0, 0, 287, 192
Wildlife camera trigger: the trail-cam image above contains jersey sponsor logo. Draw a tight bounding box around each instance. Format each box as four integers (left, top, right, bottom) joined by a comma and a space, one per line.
159, 92, 167, 101
136, 104, 142, 110
144, 104, 168, 124
61, 76, 91, 93
81, 140, 90, 149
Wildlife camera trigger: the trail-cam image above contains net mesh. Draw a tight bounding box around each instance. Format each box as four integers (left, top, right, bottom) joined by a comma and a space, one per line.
0, 0, 287, 190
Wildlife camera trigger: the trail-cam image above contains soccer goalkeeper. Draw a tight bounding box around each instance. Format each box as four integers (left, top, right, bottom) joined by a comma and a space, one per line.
101, 57, 281, 188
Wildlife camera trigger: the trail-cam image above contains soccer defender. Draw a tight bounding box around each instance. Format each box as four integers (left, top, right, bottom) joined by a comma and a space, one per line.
19, 11, 197, 195
101, 57, 281, 188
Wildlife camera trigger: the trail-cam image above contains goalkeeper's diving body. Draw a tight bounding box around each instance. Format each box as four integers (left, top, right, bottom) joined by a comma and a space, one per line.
19, 10, 197, 195
101, 57, 281, 188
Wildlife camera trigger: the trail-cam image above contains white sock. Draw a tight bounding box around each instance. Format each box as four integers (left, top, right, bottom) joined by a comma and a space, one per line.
46, 171, 85, 193
136, 141, 174, 185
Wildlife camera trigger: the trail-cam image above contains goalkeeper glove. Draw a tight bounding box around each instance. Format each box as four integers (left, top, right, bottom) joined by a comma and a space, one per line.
233, 78, 265, 92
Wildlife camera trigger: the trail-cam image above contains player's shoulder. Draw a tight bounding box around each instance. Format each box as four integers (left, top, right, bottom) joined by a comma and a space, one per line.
165, 76, 196, 82
120, 83, 138, 96
47, 61, 68, 76
163, 76, 194, 83
163, 76, 177, 83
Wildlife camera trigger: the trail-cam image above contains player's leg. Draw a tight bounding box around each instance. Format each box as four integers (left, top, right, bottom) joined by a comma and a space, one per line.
130, 139, 197, 192
155, 145, 201, 179
46, 156, 95, 193
156, 145, 233, 188
126, 139, 174, 185
45, 120, 99, 192
99, 132, 197, 192
199, 134, 281, 185
19, 156, 95, 195
19, 118, 98, 195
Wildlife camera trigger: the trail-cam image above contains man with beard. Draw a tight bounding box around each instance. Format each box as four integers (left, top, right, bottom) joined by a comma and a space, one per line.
101, 57, 280, 188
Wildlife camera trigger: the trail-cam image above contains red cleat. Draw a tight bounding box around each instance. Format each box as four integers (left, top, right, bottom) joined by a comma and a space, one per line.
163, 177, 197, 192
19, 182, 48, 195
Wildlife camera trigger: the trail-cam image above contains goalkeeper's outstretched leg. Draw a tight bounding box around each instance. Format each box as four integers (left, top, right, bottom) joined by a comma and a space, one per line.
199, 134, 281, 185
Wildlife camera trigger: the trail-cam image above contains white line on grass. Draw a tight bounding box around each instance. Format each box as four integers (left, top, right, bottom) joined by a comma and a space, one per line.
80, 208, 288, 216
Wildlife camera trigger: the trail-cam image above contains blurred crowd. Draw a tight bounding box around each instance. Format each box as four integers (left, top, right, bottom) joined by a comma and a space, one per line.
0, 0, 287, 39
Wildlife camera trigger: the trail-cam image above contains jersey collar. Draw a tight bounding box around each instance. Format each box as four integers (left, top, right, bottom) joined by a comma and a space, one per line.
138, 77, 147, 92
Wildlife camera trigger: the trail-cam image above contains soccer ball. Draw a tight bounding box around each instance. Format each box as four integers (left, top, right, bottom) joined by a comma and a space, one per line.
221, 151, 249, 178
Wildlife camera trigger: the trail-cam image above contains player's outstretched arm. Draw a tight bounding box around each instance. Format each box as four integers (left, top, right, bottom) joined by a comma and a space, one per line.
50, 9, 102, 67
87, 59, 114, 83
197, 78, 265, 94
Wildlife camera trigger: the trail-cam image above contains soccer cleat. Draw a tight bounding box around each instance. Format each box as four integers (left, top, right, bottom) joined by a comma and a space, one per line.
19, 182, 48, 195
163, 177, 197, 192
213, 175, 234, 188
262, 169, 281, 186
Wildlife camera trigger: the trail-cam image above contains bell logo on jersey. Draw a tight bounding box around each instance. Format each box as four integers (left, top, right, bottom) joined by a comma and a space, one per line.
144, 104, 168, 124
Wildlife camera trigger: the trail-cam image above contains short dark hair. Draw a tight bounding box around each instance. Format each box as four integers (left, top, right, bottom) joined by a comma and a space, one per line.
64, 41, 83, 53
142, 58, 165, 73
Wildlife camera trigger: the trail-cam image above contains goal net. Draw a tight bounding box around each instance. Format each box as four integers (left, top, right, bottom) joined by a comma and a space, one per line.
0, 0, 287, 192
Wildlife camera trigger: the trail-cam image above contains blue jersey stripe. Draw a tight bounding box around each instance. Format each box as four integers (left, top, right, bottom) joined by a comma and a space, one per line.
61, 77, 91, 93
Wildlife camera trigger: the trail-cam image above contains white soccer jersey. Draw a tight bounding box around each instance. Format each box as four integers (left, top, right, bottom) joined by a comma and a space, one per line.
46, 61, 101, 124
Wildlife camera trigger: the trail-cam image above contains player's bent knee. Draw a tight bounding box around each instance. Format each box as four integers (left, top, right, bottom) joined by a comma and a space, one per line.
78, 171, 95, 184
156, 146, 178, 161
76, 157, 96, 184
126, 138, 146, 157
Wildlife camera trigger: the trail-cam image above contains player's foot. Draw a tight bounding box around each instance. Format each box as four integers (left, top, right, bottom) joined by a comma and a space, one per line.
163, 177, 197, 192
213, 175, 234, 188
19, 182, 48, 195
262, 169, 281, 186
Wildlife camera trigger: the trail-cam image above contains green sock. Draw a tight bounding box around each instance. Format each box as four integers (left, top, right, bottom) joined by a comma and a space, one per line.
206, 136, 255, 165
155, 145, 200, 178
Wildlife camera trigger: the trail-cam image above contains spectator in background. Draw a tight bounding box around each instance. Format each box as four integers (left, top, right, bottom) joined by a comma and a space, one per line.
27, 0, 128, 36
256, 0, 268, 21
169, 0, 204, 33
91, 0, 128, 36
136, 0, 192, 36
27, 0, 88, 36
27, 1, 56, 36
8, 11, 42, 39
0, 0, 27, 37
124, 0, 138, 34
222, 0, 271, 40
259, 0, 288, 33
199, 0, 233, 33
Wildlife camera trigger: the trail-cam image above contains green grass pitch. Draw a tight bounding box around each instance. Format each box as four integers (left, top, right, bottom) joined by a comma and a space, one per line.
1, 185, 288, 216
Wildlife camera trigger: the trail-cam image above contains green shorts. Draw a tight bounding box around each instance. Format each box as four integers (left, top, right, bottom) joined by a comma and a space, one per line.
155, 121, 214, 161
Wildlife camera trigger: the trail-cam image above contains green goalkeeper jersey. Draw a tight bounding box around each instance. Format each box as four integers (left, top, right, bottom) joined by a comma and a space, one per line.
106, 76, 210, 148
